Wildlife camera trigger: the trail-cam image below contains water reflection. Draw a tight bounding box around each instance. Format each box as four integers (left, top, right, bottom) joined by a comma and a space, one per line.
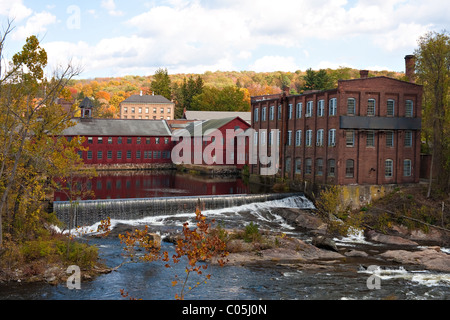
53, 171, 251, 201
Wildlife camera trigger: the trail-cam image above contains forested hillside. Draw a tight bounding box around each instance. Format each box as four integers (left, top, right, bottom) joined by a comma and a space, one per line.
66, 68, 404, 119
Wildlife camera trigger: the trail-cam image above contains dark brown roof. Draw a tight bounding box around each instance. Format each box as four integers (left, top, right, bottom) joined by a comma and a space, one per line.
121, 95, 173, 104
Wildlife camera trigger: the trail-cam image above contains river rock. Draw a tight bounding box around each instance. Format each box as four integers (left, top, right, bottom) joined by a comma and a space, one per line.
271, 208, 327, 234
378, 248, 450, 272
365, 230, 419, 246
312, 236, 339, 252
344, 250, 369, 258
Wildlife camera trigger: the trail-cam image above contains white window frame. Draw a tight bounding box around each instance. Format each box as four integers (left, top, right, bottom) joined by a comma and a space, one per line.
328, 129, 336, 147
306, 130, 313, 147
316, 129, 324, 146
329, 98, 337, 116
318, 100, 325, 117
295, 130, 302, 146
306, 101, 313, 117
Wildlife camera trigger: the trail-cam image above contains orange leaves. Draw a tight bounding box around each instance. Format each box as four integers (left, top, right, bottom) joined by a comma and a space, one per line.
118, 206, 229, 300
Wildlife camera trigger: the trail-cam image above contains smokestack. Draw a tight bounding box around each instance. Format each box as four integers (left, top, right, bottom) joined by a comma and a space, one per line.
405, 55, 416, 83
140, 90, 143, 96
360, 70, 369, 79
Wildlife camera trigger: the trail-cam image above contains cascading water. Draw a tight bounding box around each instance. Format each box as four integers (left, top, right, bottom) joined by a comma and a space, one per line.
53, 193, 312, 229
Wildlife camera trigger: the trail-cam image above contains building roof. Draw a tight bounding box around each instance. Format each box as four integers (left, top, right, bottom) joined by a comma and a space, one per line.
62, 118, 172, 137
179, 117, 249, 137
79, 97, 94, 109
184, 110, 251, 124
120, 94, 173, 105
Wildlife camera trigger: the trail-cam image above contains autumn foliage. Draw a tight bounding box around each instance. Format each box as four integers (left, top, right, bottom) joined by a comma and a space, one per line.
117, 205, 228, 300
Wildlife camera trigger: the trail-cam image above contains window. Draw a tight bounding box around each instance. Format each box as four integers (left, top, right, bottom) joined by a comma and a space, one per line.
77, 151, 83, 159
117, 151, 122, 159
254, 108, 259, 122
118, 137, 122, 144
261, 131, 267, 145
136, 151, 141, 159
366, 131, 375, 147
88, 137, 93, 144
346, 159, 354, 178
295, 158, 302, 174
97, 151, 103, 160
404, 131, 413, 147
108, 137, 113, 144
127, 137, 132, 144
160, 108, 164, 114
127, 151, 132, 159
316, 158, 323, 176
131, 108, 135, 113
346, 130, 355, 147
288, 104, 293, 119
403, 159, 412, 177
278, 105, 282, 120
367, 99, 376, 116
137, 137, 141, 145
295, 130, 302, 146
155, 138, 160, 144
305, 158, 312, 175
328, 129, 336, 147
405, 100, 414, 117
285, 157, 291, 173
148, 151, 152, 159
107, 150, 112, 159
165, 137, 169, 144
306, 101, 313, 117
146, 137, 151, 144
329, 98, 337, 116
153, 108, 157, 114
253, 131, 258, 146
268, 131, 273, 145
277, 131, 281, 147
347, 98, 356, 115
328, 159, 336, 177
317, 100, 325, 117
387, 99, 395, 116
296, 103, 302, 118
386, 131, 394, 147
262, 107, 266, 121
269, 106, 274, 120
385, 159, 393, 178
139, 108, 142, 114
287, 131, 292, 146
124, 107, 128, 113
98, 137, 104, 144
87, 151, 93, 160
305, 130, 313, 147
145, 108, 149, 114
316, 129, 324, 146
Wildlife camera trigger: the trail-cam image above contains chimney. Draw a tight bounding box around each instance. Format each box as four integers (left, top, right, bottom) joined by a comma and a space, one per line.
360, 70, 369, 79
140, 90, 143, 96
405, 55, 416, 83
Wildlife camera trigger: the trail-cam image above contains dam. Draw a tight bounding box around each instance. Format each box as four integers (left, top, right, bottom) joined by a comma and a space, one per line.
53, 193, 307, 228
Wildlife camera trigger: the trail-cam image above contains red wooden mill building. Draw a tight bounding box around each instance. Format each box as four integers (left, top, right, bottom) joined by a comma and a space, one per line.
251, 56, 423, 186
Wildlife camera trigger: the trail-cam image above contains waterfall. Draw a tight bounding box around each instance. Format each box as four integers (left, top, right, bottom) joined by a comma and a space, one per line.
53, 193, 307, 228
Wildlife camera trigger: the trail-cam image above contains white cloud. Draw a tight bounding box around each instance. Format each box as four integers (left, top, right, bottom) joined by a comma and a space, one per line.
101, 0, 124, 17
12, 11, 57, 41
0, 0, 32, 21
372, 23, 432, 52
249, 56, 298, 72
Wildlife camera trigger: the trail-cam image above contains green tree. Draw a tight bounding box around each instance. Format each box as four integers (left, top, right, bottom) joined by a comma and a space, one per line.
150, 68, 172, 100
191, 86, 250, 112
301, 68, 333, 92
414, 31, 450, 195
0, 27, 81, 248
173, 75, 204, 118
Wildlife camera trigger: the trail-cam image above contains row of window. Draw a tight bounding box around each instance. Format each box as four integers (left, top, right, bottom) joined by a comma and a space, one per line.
84, 136, 171, 145
80, 150, 172, 161
123, 107, 172, 114
286, 158, 413, 178
254, 129, 414, 148
254, 98, 415, 122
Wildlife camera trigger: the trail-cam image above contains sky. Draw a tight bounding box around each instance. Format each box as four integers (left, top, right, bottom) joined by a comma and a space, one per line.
0, 0, 448, 79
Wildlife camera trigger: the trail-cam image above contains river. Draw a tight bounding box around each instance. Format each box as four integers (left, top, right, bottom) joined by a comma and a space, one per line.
0, 172, 449, 300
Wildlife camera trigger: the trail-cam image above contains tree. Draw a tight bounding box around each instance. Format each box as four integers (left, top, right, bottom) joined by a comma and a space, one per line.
0, 26, 82, 248
150, 68, 172, 100
173, 75, 204, 118
414, 31, 450, 195
301, 68, 333, 92
191, 86, 250, 112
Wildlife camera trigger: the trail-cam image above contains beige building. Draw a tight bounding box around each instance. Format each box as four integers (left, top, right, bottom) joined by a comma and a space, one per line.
120, 94, 175, 120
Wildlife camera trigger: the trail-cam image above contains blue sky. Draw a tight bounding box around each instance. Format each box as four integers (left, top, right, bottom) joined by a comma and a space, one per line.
1, 0, 448, 79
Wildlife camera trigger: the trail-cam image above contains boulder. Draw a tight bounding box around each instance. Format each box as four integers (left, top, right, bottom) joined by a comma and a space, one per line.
272, 208, 327, 234
312, 236, 339, 252
344, 250, 369, 258
366, 230, 419, 246
378, 247, 450, 272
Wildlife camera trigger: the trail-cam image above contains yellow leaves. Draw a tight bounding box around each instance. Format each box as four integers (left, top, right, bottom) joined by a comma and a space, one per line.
172, 281, 178, 287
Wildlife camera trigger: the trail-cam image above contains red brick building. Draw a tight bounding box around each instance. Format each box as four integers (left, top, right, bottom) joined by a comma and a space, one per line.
172, 117, 251, 168
62, 118, 173, 166
251, 57, 423, 186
